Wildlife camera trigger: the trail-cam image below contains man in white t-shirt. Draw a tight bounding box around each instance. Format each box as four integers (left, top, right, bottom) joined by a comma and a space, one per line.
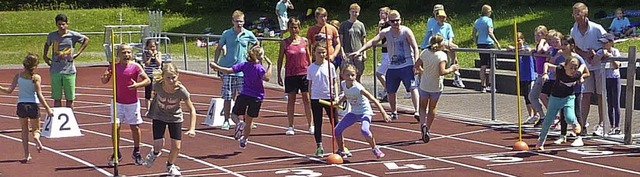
275, 0, 294, 37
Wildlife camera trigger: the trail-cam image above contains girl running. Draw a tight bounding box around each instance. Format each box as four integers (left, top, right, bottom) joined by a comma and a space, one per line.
143, 39, 163, 114
414, 34, 459, 143
142, 63, 197, 176
0, 53, 53, 162
210, 45, 272, 149
277, 17, 313, 136
536, 56, 588, 150
334, 64, 391, 159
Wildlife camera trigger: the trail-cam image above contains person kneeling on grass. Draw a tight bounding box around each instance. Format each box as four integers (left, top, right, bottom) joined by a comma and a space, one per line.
535, 56, 589, 150
143, 63, 197, 176
210, 45, 271, 149
334, 64, 391, 159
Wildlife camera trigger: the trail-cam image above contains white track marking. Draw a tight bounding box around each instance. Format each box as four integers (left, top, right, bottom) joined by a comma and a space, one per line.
0, 133, 112, 176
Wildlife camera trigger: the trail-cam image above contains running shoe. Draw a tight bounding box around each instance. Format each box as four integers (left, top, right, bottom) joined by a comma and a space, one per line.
108, 154, 123, 167
421, 124, 430, 143
372, 147, 385, 159
239, 138, 248, 149
167, 164, 181, 176
221, 121, 230, 130
144, 151, 162, 168
571, 137, 584, 147
314, 147, 324, 158
132, 151, 144, 165
343, 147, 352, 157
285, 127, 295, 136
234, 122, 246, 140
553, 136, 567, 145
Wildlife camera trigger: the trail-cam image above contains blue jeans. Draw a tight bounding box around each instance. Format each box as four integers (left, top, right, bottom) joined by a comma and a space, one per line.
537, 95, 578, 145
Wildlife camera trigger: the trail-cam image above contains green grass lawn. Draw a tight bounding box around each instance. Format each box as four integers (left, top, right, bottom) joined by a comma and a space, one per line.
0, 6, 638, 74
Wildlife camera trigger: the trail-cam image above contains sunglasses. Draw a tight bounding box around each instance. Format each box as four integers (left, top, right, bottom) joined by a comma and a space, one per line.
389, 19, 400, 23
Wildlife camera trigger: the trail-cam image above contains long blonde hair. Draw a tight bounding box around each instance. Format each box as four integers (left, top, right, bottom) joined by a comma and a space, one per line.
153, 63, 180, 85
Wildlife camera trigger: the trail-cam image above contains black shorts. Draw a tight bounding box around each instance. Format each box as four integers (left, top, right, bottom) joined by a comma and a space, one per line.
284, 75, 309, 93
519, 81, 533, 104
152, 119, 183, 140
17, 102, 39, 119
541, 80, 555, 95
477, 44, 495, 67
232, 94, 263, 117
145, 83, 153, 100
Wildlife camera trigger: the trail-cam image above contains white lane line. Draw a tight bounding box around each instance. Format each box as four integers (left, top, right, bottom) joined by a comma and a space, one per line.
486, 159, 553, 167
0, 110, 243, 177
0, 133, 112, 176
543, 170, 580, 175
256, 123, 517, 177
384, 167, 456, 175
59, 145, 135, 153
582, 153, 640, 159
432, 129, 492, 140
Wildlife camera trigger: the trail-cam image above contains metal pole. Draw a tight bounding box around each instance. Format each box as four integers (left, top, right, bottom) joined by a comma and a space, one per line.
206, 37, 211, 74
601, 61, 609, 138
490, 51, 496, 121
373, 46, 377, 97
183, 35, 188, 70
624, 46, 636, 144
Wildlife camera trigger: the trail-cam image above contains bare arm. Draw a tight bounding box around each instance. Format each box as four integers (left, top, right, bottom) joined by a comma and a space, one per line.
361, 89, 390, 122
43, 42, 52, 66
34, 74, 53, 115
0, 74, 19, 94
439, 61, 459, 76
487, 27, 500, 49
471, 28, 477, 44
405, 29, 420, 63
133, 67, 152, 88
331, 32, 341, 61
277, 41, 286, 86
263, 58, 272, 82
73, 36, 90, 59
214, 43, 224, 63
351, 31, 384, 56
101, 68, 112, 84
184, 93, 197, 137
209, 62, 235, 74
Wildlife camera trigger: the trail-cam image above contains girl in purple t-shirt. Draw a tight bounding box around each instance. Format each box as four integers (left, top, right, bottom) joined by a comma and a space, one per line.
210, 45, 272, 149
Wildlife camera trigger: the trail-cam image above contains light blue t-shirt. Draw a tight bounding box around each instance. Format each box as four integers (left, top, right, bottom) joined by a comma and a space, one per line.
276, 1, 288, 18
474, 16, 495, 45
218, 28, 258, 76
18, 76, 38, 103
419, 17, 438, 48
420, 18, 454, 49
609, 17, 630, 33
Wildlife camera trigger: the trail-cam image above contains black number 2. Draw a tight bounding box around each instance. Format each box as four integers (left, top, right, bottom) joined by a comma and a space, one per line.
58, 113, 71, 131
44, 115, 52, 131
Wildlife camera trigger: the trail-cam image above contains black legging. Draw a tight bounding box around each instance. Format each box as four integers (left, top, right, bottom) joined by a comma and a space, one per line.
311, 99, 338, 144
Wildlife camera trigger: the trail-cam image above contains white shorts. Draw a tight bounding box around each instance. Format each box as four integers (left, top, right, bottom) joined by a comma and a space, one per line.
111, 101, 143, 125
583, 70, 603, 94
277, 16, 289, 31
376, 53, 390, 75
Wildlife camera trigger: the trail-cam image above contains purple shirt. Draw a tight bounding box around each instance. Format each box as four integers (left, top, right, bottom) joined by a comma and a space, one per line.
232, 62, 266, 100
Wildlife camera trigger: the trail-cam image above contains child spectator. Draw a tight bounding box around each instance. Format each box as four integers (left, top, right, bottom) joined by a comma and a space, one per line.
307, 42, 339, 157
594, 33, 622, 135
507, 32, 536, 122
609, 8, 636, 38
527, 25, 550, 125
101, 44, 151, 166
143, 39, 163, 114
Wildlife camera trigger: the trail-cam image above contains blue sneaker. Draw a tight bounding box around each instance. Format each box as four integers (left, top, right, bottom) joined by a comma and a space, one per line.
239, 138, 248, 149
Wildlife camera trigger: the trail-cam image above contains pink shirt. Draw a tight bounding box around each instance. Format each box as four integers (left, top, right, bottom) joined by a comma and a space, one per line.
284, 37, 310, 77
109, 63, 143, 104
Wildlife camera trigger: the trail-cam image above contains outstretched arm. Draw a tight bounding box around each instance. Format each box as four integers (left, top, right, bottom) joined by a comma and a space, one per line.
350, 31, 384, 57
209, 62, 235, 74
361, 89, 390, 122
0, 74, 19, 94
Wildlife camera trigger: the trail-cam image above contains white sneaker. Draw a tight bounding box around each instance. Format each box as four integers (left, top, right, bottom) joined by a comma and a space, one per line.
308, 126, 315, 134
167, 164, 181, 176
524, 115, 539, 124
571, 137, 584, 147
404, 92, 412, 99
593, 124, 604, 136
285, 127, 295, 136
553, 136, 567, 145
144, 151, 162, 168
283, 94, 289, 99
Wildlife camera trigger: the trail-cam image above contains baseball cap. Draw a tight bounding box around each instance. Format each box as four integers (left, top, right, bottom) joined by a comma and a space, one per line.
598, 33, 615, 43
433, 4, 444, 11
435, 9, 447, 17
